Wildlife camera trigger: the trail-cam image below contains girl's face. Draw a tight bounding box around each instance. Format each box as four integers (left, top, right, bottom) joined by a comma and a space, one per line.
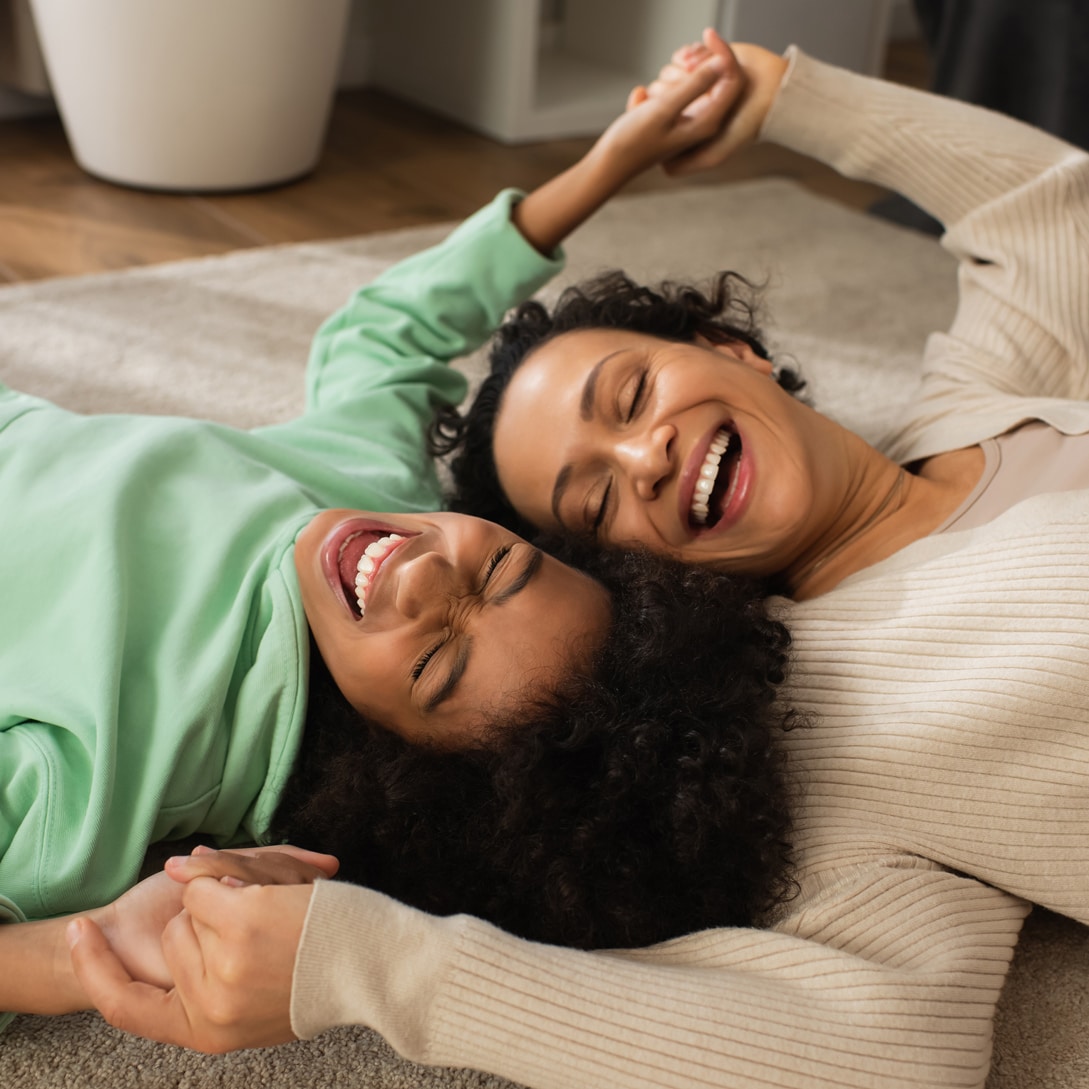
295, 510, 611, 746
492, 329, 835, 576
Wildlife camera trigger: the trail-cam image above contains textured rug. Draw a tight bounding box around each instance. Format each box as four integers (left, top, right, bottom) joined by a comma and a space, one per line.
1, 179, 1086, 1088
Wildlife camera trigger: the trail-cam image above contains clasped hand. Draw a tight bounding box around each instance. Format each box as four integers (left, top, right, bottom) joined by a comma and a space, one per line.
67, 844, 338, 1053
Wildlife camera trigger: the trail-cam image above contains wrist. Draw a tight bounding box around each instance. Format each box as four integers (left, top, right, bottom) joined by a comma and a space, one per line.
51, 917, 93, 1013
512, 149, 627, 256
0, 915, 92, 1015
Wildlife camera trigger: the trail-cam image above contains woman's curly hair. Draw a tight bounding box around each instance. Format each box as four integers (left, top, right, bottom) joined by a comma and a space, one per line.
273, 541, 801, 952
430, 269, 805, 539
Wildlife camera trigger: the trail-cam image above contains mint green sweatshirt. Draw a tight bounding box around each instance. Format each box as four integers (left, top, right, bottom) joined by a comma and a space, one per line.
0, 190, 561, 930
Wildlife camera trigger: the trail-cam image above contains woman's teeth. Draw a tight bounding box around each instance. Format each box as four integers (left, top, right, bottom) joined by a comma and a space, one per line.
353, 533, 403, 616
691, 427, 732, 526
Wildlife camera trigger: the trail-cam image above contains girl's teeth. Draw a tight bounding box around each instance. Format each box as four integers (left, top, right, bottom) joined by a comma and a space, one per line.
691, 428, 732, 526
354, 533, 403, 616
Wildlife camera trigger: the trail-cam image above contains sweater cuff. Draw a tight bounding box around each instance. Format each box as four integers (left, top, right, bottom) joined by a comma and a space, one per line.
291, 879, 461, 1060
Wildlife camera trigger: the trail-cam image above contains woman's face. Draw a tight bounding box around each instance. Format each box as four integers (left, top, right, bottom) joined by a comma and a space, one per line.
492, 329, 831, 576
295, 509, 611, 746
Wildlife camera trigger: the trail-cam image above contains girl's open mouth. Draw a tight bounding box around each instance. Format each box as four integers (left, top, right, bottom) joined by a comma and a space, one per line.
321, 518, 414, 619
338, 530, 408, 618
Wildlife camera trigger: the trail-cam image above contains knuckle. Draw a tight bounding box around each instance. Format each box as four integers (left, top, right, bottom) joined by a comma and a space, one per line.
206, 991, 243, 1028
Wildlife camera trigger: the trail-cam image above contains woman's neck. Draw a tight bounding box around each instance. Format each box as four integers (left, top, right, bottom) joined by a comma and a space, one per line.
785, 445, 985, 601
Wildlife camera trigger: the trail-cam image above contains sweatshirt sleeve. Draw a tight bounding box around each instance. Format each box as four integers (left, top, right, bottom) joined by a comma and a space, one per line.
762, 49, 1089, 449
257, 189, 563, 478
291, 860, 1027, 1089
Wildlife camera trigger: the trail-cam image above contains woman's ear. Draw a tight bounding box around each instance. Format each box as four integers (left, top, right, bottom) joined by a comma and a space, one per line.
695, 333, 775, 376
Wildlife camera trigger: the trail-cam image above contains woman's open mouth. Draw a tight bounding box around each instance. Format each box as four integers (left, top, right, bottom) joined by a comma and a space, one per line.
689, 425, 742, 529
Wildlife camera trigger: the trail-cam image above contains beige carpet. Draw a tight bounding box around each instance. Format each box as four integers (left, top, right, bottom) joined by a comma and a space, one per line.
1, 179, 1086, 1087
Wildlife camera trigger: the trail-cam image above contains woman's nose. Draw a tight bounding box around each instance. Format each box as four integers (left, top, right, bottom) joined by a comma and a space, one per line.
615, 425, 674, 500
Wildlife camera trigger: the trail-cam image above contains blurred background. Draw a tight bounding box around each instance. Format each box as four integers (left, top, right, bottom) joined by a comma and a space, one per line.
0, 0, 961, 282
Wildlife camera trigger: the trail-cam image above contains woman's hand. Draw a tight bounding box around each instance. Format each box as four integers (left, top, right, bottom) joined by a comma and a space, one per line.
68, 877, 314, 1053
163, 842, 340, 889
512, 49, 746, 255
636, 29, 789, 176
588, 47, 745, 184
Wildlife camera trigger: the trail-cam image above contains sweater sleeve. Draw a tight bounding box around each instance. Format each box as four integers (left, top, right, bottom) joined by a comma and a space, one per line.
256, 189, 563, 480
763, 49, 1089, 453
291, 860, 1027, 1089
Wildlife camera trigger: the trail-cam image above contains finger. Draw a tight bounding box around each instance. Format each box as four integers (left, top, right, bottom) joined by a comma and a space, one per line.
166, 846, 337, 887
662, 143, 715, 178
703, 26, 731, 56
233, 844, 340, 876
671, 41, 707, 71
654, 62, 688, 88
190, 842, 336, 870
651, 54, 729, 122
67, 918, 191, 1047
181, 874, 248, 935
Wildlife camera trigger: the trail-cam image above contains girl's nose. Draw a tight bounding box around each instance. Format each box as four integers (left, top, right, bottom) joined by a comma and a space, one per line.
393, 550, 458, 621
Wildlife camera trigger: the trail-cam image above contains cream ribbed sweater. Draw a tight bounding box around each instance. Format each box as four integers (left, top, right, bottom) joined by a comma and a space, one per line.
290, 50, 1089, 1089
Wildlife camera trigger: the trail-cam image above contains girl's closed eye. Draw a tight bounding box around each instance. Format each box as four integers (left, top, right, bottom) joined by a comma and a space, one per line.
414, 544, 513, 684
412, 643, 440, 682
591, 479, 613, 537
483, 544, 512, 585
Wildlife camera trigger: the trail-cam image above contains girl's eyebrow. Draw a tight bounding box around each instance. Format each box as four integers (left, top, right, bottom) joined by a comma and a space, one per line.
551, 464, 574, 529
424, 549, 544, 713
491, 547, 543, 605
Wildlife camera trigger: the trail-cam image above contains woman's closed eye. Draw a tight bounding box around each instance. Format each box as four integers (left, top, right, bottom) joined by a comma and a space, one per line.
622, 370, 648, 422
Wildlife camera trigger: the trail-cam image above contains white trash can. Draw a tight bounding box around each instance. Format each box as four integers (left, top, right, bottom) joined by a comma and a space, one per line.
28, 0, 350, 191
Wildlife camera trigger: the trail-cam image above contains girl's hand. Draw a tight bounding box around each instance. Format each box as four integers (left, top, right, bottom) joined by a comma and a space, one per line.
68, 878, 312, 1053
589, 48, 744, 185
87, 870, 188, 990
638, 29, 789, 176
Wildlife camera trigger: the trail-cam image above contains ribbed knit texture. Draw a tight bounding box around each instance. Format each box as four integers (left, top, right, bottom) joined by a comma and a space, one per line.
290, 50, 1089, 1089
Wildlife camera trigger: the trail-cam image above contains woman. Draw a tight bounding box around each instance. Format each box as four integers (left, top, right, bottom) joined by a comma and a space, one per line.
69, 32, 1089, 1089
1, 54, 798, 1018
445, 31, 1089, 602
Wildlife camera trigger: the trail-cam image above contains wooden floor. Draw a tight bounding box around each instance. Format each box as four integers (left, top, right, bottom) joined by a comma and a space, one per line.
0, 41, 928, 284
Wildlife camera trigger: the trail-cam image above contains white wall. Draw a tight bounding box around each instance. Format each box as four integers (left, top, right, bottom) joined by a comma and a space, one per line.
0, 0, 922, 122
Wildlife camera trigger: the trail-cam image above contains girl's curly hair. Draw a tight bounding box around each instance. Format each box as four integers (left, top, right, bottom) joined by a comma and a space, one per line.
273, 540, 801, 952
430, 269, 805, 539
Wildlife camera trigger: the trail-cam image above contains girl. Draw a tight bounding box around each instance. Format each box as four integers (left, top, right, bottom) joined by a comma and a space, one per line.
1, 55, 796, 1025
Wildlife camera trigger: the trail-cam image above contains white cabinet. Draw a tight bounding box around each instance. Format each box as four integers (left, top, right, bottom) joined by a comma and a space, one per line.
369, 0, 893, 144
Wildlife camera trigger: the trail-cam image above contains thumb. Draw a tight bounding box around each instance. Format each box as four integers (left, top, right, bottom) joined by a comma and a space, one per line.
67, 918, 175, 1037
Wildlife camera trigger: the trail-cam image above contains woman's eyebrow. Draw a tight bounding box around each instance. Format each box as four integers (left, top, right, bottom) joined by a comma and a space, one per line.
578, 350, 625, 420
424, 549, 544, 713
551, 350, 627, 527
